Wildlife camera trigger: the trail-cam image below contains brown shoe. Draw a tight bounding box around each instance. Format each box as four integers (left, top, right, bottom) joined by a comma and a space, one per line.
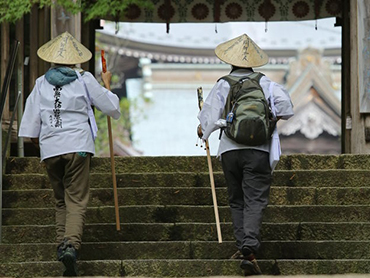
240, 258, 262, 276
230, 250, 244, 259
240, 246, 262, 276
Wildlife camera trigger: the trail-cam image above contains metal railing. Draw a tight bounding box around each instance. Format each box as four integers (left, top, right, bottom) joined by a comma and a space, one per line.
0, 40, 20, 242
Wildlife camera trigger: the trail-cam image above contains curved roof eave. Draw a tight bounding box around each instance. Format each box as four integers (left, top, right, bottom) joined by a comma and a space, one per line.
98, 19, 341, 53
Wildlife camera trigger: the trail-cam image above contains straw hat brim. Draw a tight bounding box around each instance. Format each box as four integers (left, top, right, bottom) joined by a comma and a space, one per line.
37, 31, 92, 65
215, 34, 269, 68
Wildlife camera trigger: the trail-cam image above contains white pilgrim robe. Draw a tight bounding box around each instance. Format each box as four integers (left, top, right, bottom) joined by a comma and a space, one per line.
19, 71, 120, 161
197, 68, 294, 158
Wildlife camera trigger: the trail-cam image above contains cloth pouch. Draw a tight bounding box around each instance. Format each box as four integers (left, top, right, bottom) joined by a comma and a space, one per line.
269, 81, 281, 172
270, 127, 281, 172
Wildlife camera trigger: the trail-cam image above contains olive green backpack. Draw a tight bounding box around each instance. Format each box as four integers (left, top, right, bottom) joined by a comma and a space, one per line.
220, 72, 275, 146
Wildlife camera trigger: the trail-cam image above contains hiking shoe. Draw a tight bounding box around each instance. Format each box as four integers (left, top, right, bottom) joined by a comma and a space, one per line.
240, 258, 262, 276
241, 246, 254, 257
230, 250, 244, 260
240, 246, 262, 276
57, 239, 78, 277
60, 245, 78, 277
57, 244, 65, 261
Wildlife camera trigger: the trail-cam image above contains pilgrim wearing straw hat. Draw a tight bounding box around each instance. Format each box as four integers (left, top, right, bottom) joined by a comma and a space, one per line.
197, 34, 294, 276
19, 31, 121, 276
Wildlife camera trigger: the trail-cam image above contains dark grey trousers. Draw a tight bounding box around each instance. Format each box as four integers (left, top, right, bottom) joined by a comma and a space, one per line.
221, 149, 271, 253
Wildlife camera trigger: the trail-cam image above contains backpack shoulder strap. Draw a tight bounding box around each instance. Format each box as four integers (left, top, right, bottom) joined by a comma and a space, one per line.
75, 70, 98, 141
245, 72, 266, 100
217, 75, 240, 86
247, 72, 265, 83
220, 75, 242, 120
75, 70, 92, 105
220, 72, 266, 117
219, 72, 265, 85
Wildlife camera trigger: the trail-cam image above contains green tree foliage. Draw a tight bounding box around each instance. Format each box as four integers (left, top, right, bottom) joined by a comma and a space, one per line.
94, 97, 132, 156
0, 0, 153, 23
0, 0, 32, 23
82, 0, 153, 22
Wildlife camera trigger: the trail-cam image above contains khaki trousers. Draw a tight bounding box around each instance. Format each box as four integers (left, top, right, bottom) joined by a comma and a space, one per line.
44, 152, 91, 250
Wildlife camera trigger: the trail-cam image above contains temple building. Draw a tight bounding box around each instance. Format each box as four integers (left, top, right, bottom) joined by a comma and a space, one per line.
5, 0, 370, 157
279, 47, 341, 154
96, 20, 342, 156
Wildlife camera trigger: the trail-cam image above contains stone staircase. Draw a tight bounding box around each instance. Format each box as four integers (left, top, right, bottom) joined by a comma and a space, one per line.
1, 154, 370, 277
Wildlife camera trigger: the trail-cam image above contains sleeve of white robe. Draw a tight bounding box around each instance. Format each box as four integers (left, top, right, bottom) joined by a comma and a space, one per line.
272, 83, 294, 119
82, 72, 121, 120
260, 76, 294, 120
197, 80, 230, 140
18, 80, 42, 138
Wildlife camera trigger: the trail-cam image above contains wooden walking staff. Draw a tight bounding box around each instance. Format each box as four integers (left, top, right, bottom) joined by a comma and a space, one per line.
101, 50, 121, 231
197, 87, 222, 243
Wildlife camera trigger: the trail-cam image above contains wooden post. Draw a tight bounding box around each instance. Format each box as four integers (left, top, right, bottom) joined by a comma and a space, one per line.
342, 0, 351, 153
51, 3, 80, 39
1, 23, 10, 121
15, 18, 24, 157
349, 0, 370, 153
39, 6, 51, 74
81, 19, 96, 72
0, 22, 9, 243
29, 5, 39, 90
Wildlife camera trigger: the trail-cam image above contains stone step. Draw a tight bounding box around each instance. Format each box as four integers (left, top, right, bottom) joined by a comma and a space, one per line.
6, 156, 221, 174
1, 241, 370, 264
2, 258, 369, 277
4, 205, 370, 226
3, 172, 228, 190
5, 169, 370, 190
6, 154, 370, 174
276, 154, 370, 170
4, 154, 370, 278
3, 186, 370, 208
2, 222, 370, 244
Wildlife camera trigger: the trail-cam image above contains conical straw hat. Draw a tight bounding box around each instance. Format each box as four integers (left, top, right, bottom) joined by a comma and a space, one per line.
37, 31, 92, 65
215, 34, 268, 68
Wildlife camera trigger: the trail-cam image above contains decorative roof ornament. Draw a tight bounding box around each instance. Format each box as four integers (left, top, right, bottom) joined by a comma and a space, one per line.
259, 0, 276, 32
279, 102, 340, 139
314, 0, 324, 30
94, 0, 342, 23
214, 34, 269, 68
37, 31, 92, 65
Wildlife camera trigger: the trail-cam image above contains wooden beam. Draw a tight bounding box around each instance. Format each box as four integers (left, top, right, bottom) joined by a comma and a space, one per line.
29, 5, 39, 91
38, 7, 51, 74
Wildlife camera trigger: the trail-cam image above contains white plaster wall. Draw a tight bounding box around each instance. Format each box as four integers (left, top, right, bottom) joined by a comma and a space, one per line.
127, 79, 220, 156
